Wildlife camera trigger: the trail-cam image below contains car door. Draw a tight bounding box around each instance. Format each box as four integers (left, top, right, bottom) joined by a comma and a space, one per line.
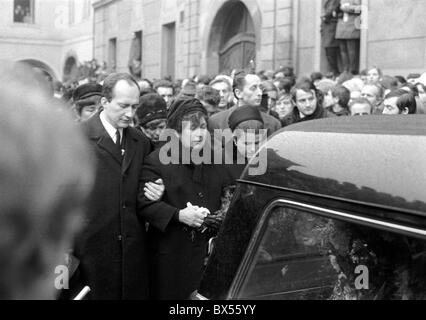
228, 199, 426, 300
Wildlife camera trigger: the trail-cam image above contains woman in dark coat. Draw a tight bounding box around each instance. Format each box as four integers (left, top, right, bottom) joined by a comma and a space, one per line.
138, 98, 233, 300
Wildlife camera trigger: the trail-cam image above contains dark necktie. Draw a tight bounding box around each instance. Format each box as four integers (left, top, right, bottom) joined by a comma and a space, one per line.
115, 130, 121, 148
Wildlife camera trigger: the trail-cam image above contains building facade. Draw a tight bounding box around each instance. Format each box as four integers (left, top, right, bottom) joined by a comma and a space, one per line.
92, 0, 426, 80
0, 0, 95, 81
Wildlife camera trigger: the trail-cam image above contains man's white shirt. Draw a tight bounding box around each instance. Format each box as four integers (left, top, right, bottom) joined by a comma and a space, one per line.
100, 111, 123, 144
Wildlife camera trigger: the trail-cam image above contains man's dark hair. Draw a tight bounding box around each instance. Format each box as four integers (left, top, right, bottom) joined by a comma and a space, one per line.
274, 78, 294, 94
385, 89, 417, 114
380, 76, 399, 92
140, 87, 157, 97
261, 80, 278, 93
274, 66, 294, 78
401, 83, 419, 97
196, 75, 211, 85
331, 85, 351, 109
102, 73, 139, 101
196, 86, 221, 107
232, 70, 248, 96
407, 73, 421, 80
153, 79, 174, 91
394, 75, 407, 85
291, 80, 322, 107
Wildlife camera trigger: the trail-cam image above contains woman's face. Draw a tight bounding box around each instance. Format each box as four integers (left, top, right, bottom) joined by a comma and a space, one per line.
180, 117, 208, 150
234, 131, 263, 160
367, 68, 381, 84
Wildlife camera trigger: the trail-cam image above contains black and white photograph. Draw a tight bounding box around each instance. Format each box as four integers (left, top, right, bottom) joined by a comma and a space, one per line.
1, 0, 426, 307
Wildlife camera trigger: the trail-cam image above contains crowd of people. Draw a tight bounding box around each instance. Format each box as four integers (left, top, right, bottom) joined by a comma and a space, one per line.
2, 57, 426, 300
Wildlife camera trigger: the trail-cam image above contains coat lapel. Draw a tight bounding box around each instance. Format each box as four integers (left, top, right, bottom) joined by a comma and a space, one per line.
122, 128, 138, 174
86, 113, 123, 165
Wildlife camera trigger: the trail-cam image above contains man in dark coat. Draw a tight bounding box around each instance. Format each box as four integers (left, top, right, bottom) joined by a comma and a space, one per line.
74, 73, 152, 300
321, 0, 341, 76
282, 80, 335, 127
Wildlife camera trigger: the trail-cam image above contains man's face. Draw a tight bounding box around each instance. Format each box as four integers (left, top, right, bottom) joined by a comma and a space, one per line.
180, 117, 208, 150
79, 104, 100, 122
361, 85, 381, 106
238, 75, 262, 107
157, 87, 174, 104
295, 89, 317, 116
351, 103, 371, 116
275, 96, 293, 119
382, 97, 401, 115
266, 90, 278, 112
101, 80, 140, 129
211, 81, 232, 109
141, 119, 167, 143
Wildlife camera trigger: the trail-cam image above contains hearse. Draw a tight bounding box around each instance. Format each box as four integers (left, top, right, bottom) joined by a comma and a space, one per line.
196, 115, 426, 300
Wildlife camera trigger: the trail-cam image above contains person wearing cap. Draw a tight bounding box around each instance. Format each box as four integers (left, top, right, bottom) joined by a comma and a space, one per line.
225, 105, 267, 181
138, 98, 234, 300
73, 83, 103, 122
136, 93, 168, 149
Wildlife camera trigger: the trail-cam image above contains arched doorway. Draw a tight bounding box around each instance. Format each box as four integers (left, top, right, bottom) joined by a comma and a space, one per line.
207, 1, 257, 75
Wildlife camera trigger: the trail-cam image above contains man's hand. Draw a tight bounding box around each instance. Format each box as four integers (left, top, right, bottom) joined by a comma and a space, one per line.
179, 203, 209, 228
144, 179, 165, 201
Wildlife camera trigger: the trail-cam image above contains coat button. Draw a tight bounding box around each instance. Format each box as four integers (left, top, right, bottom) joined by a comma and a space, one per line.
198, 192, 204, 198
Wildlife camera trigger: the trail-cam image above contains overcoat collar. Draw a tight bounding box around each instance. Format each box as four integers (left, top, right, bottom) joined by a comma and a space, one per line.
85, 112, 140, 173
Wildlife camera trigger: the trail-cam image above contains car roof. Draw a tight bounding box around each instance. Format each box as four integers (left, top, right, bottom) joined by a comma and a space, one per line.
281, 114, 426, 136
241, 115, 426, 215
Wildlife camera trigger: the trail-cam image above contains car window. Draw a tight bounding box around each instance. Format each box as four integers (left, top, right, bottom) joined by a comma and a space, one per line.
233, 204, 426, 300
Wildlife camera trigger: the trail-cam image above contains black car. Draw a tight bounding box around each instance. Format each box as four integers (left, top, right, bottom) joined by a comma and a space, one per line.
197, 115, 426, 300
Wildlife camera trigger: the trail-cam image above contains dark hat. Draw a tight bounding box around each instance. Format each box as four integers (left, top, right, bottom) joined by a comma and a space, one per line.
229, 106, 264, 131
137, 93, 167, 127
73, 83, 103, 102
167, 98, 207, 130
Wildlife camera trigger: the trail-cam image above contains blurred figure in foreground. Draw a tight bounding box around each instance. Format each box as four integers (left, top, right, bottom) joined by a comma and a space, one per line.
0, 62, 94, 300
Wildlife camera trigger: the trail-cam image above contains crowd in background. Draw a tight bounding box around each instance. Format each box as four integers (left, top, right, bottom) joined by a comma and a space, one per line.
55, 64, 426, 134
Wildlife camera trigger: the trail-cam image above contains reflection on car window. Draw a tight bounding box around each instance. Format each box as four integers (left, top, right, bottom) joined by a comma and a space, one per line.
236, 205, 426, 300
